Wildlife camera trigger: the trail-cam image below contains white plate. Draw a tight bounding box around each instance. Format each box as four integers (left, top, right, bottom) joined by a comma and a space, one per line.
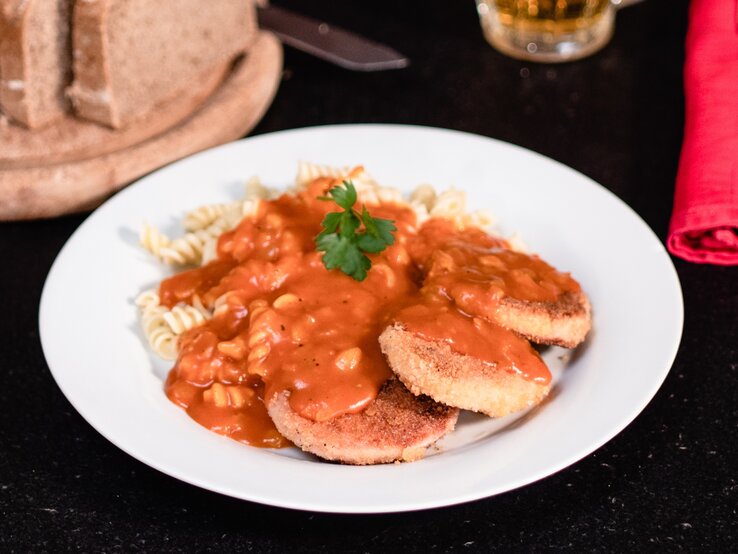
39, 125, 683, 513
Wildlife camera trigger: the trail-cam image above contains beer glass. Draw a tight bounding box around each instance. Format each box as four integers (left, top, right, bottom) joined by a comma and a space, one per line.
476, 0, 633, 62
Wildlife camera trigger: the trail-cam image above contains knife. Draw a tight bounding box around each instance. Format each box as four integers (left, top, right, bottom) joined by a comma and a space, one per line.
257, 4, 409, 72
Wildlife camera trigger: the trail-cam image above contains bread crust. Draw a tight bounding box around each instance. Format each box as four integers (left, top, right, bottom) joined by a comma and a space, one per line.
379, 324, 551, 418
267, 378, 459, 465
65, 0, 113, 126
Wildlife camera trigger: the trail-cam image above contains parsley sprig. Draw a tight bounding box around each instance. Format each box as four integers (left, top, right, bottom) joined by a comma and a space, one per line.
316, 180, 397, 281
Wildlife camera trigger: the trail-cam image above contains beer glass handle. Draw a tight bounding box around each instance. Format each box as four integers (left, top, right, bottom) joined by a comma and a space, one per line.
612, 0, 646, 9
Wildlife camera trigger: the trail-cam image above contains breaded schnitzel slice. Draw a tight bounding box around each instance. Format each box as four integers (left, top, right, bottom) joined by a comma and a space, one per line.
424, 244, 592, 348
267, 378, 459, 465
412, 219, 592, 348
379, 316, 551, 418
494, 290, 591, 348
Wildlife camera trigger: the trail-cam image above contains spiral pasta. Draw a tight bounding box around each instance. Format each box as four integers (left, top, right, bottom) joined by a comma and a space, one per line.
429, 188, 466, 218
294, 161, 378, 191
139, 224, 171, 257
203, 383, 255, 408
183, 203, 232, 232
460, 209, 496, 229
136, 290, 178, 360
295, 161, 353, 186
162, 304, 210, 334
245, 175, 277, 201
135, 289, 212, 360
158, 218, 231, 266
135, 289, 161, 310
245, 299, 273, 377
409, 184, 437, 210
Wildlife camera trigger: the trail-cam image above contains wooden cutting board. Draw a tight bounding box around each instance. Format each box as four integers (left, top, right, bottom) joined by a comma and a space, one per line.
0, 32, 282, 221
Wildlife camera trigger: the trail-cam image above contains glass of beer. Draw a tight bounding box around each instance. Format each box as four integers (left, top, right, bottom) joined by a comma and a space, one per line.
476, 0, 618, 62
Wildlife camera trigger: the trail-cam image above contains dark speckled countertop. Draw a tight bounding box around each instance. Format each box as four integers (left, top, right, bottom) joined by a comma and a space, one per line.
2, 0, 736, 551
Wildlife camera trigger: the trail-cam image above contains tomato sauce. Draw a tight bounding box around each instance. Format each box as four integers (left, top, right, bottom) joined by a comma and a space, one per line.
410, 217, 581, 321
158, 178, 570, 447
393, 300, 550, 383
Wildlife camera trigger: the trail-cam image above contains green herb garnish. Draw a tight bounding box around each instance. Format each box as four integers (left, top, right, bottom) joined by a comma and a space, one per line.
316, 180, 397, 281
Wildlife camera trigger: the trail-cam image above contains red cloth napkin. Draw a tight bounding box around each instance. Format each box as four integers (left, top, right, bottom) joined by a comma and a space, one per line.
667, 0, 738, 265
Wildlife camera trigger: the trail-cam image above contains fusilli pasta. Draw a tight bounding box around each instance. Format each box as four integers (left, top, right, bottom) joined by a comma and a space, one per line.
135, 289, 211, 360
182, 203, 232, 232
136, 290, 178, 360
158, 219, 231, 266
139, 224, 171, 257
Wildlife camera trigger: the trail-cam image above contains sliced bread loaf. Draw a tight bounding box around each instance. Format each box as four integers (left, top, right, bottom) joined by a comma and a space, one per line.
0, 0, 73, 128
0, 32, 282, 220
67, 0, 257, 129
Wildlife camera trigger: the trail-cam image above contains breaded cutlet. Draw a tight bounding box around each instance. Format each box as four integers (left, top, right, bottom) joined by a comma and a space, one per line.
379, 324, 551, 418
493, 289, 592, 348
267, 378, 459, 465
414, 222, 592, 348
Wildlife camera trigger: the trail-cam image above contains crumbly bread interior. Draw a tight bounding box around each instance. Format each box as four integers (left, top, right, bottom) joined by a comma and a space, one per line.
69, 0, 256, 128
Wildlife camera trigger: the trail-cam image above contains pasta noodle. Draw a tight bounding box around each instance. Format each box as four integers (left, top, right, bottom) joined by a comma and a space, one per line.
295, 161, 377, 192
245, 299, 272, 377
136, 290, 178, 360
203, 383, 254, 408
162, 304, 210, 335
158, 229, 215, 266
134, 289, 161, 310
244, 175, 277, 201
139, 224, 170, 257
507, 232, 529, 253
182, 203, 232, 232
295, 161, 353, 186
429, 188, 466, 218
409, 184, 437, 210
135, 289, 212, 359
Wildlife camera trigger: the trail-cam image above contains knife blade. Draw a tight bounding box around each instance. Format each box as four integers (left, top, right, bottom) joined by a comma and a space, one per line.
257, 5, 409, 72
612, 0, 646, 7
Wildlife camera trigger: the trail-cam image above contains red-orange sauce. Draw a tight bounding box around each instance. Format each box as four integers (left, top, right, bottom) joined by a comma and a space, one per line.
159, 179, 566, 447
410, 218, 581, 321
160, 259, 235, 308
393, 300, 550, 384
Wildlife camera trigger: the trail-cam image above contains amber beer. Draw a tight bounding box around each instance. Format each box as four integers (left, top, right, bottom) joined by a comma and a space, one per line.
477, 0, 615, 62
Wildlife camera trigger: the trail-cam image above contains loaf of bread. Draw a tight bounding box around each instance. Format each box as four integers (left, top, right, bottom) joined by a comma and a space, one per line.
0, 0, 278, 220
0, 32, 283, 220
0, 0, 73, 128
67, 0, 257, 129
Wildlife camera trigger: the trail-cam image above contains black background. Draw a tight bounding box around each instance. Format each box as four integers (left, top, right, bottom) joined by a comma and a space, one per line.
2, 0, 736, 551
